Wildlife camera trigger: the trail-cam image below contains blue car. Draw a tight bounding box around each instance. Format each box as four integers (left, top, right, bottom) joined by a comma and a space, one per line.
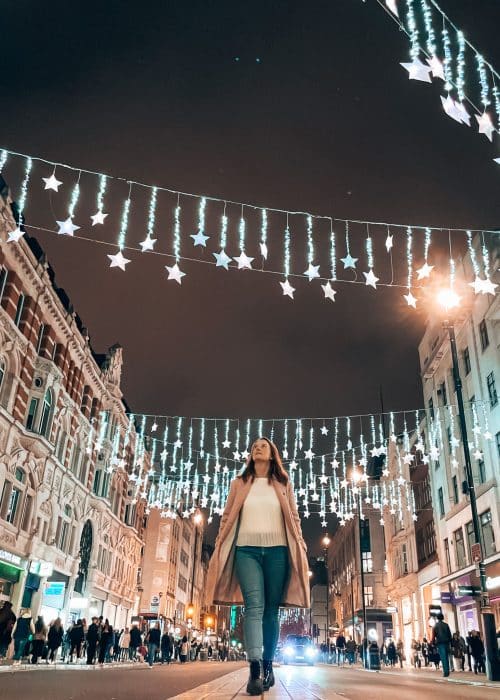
282, 635, 318, 666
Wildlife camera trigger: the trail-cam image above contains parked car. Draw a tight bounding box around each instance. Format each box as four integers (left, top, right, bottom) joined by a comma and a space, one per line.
282, 635, 318, 666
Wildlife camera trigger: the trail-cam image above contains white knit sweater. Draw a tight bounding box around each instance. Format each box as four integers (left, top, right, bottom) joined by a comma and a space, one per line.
236, 478, 287, 547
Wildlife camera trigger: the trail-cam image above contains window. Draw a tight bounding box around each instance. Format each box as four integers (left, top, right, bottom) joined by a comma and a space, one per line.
14, 294, 24, 327
180, 549, 189, 567
364, 585, 374, 607
362, 551, 373, 573
0, 267, 7, 300
360, 519, 371, 552
466, 521, 475, 560
455, 528, 467, 569
21, 494, 32, 532
451, 476, 459, 504
447, 427, 452, 454
59, 519, 70, 552
439, 381, 447, 407
463, 347, 471, 375
444, 538, 451, 574
479, 319, 489, 351
496, 432, 500, 459
480, 510, 496, 556
402, 544, 409, 574
487, 372, 498, 407
1, 483, 21, 525
36, 323, 45, 354
39, 389, 52, 438
26, 397, 39, 431
70, 444, 82, 476
428, 397, 434, 420
478, 459, 486, 484
178, 573, 188, 592
56, 429, 68, 464
93, 470, 102, 496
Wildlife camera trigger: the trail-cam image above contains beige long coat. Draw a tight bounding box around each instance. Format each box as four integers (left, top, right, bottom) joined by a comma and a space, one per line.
205, 475, 311, 609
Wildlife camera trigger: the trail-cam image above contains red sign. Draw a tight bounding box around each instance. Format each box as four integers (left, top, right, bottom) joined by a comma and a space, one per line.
471, 543, 482, 564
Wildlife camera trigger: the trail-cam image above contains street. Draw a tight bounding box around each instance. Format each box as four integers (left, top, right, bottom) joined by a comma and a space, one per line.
0, 661, 497, 700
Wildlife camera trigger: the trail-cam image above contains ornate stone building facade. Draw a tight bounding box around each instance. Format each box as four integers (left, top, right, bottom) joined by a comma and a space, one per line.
0, 184, 149, 629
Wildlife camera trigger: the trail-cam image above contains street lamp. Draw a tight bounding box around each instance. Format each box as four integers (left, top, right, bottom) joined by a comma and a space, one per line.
352, 469, 369, 669
322, 534, 331, 650
188, 508, 203, 632
307, 570, 313, 636
436, 289, 500, 681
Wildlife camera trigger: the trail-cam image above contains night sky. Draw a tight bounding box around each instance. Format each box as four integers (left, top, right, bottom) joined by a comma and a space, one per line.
3, 1, 500, 549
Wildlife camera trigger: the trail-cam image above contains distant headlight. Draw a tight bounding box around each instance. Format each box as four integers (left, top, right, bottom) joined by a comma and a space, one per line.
306, 647, 316, 657
284, 646, 294, 656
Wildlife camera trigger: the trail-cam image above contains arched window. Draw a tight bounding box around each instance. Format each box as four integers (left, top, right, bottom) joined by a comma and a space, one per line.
39, 388, 53, 439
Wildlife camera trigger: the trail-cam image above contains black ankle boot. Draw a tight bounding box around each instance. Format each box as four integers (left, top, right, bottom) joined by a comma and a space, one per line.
246, 660, 263, 696
262, 659, 275, 691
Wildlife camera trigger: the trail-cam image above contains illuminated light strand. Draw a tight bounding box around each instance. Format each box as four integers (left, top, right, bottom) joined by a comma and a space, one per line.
283, 419, 288, 458
466, 230, 480, 277
284, 222, 291, 278
406, 227, 413, 289
448, 405, 458, 461
97, 174, 107, 212
199, 417, 205, 457
258, 419, 263, 439
406, 0, 420, 60
245, 418, 251, 454
270, 420, 275, 443
213, 422, 219, 467
366, 227, 374, 270
307, 215, 314, 264
492, 82, 500, 130
173, 200, 181, 261
476, 54, 491, 108
421, 0, 436, 55
238, 207, 246, 252
0, 150, 7, 174
260, 208, 268, 258
198, 196, 206, 234
449, 256, 455, 289
330, 221, 337, 280
118, 187, 132, 251
68, 173, 81, 218
18, 157, 33, 222
456, 30, 466, 102
220, 204, 228, 249
481, 233, 491, 279
442, 24, 453, 92
224, 419, 230, 448
147, 186, 158, 239
424, 227, 431, 261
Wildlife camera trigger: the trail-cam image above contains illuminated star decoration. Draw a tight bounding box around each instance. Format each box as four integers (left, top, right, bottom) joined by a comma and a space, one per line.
321, 281, 337, 302
233, 251, 254, 270
475, 112, 494, 141
481, 278, 498, 296
469, 276, 484, 295
165, 263, 186, 284
341, 253, 358, 270
7, 227, 24, 243
222, 439, 231, 449
385, 0, 398, 16
416, 262, 434, 279
280, 279, 296, 299
426, 56, 445, 81
385, 234, 393, 252
42, 173, 63, 191
56, 217, 80, 236
441, 96, 463, 125
260, 242, 268, 259
91, 210, 108, 226
213, 249, 232, 269
303, 263, 320, 281
139, 236, 157, 252
400, 58, 432, 83
190, 230, 210, 247
107, 250, 131, 271
363, 269, 379, 289
404, 291, 417, 308
320, 426, 329, 436
494, 158, 500, 165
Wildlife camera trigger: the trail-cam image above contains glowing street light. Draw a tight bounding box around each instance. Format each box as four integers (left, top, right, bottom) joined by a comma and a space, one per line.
436, 288, 460, 314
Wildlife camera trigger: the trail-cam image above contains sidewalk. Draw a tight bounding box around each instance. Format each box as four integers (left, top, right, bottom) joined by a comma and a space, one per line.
0, 659, 140, 672
342, 662, 498, 689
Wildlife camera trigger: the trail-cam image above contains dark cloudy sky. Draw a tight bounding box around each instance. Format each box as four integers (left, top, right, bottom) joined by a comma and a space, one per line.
3, 1, 500, 546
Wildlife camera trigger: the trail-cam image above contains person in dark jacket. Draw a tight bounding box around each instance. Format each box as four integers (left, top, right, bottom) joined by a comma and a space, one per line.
86, 617, 100, 665
47, 618, 64, 662
146, 623, 161, 667
468, 630, 485, 674
12, 610, 35, 663
161, 632, 174, 664
0, 602, 16, 658
432, 613, 452, 677
98, 621, 113, 664
387, 640, 397, 667
129, 625, 142, 660
69, 619, 85, 662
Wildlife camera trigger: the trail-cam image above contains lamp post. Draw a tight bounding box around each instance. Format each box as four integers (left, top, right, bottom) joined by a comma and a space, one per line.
436, 289, 500, 681
352, 469, 369, 669
188, 509, 203, 632
307, 570, 313, 637
322, 534, 331, 650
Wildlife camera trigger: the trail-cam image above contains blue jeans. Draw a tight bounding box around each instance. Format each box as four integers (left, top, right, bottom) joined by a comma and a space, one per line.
437, 643, 450, 676
234, 545, 289, 662
148, 643, 158, 666
13, 638, 29, 660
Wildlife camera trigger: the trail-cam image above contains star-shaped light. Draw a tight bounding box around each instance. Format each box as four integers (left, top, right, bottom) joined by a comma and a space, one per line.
303, 263, 320, 281
404, 291, 417, 308
481, 278, 498, 296
473, 449, 483, 460
319, 474, 328, 484
476, 112, 495, 141
385, 234, 393, 252
260, 242, 268, 259
280, 279, 296, 299
43, 173, 63, 191
441, 95, 463, 124
469, 276, 484, 295
403, 453, 414, 465
151, 422, 158, 432
427, 55, 445, 81
341, 253, 357, 269
364, 269, 379, 289
7, 227, 24, 243
282, 449, 289, 459
56, 217, 80, 236
222, 439, 231, 449
311, 492, 320, 502
400, 58, 432, 83
386, 0, 398, 16
320, 426, 329, 436
416, 262, 434, 279
108, 250, 131, 271
304, 448, 315, 460
414, 441, 425, 452
494, 157, 500, 165
91, 209, 108, 226
139, 236, 156, 252
451, 458, 459, 469
483, 431, 493, 441
190, 230, 210, 247
233, 251, 254, 269
289, 460, 298, 470
241, 449, 250, 460
232, 450, 241, 461
450, 436, 460, 449
429, 446, 440, 460
165, 263, 186, 284
321, 281, 337, 302
213, 249, 232, 269
455, 102, 471, 126
174, 439, 182, 449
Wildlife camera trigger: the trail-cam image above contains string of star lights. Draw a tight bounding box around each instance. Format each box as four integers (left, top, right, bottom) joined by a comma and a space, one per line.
1, 147, 498, 304
378, 0, 500, 151
0, 150, 8, 174
403, 227, 417, 308
7, 156, 32, 242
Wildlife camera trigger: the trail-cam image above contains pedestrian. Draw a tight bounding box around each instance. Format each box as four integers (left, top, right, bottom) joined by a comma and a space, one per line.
465, 631, 473, 671
47, 618, 64, 662
421, 637, 429, 667
31, 616, 47, 664
411, 639, 421, 668
120, 627, 131, 660
69, 618, 84, 662
346, 637, 356, 664
86, 617, 99, 664
387, 640, 397, 667
160, 630, 173, 664
129, 624, 142, 661
432, 613, 452, 677
468, 630, 485, 674
11, 609, 35, 664
146, 623, 161, 667
0, 602, 16, 659
396, 639, 405, 668
98, 620, 112, 664
336, 631, 346, 666
179, 635, 189, 663
205, 437, 310, 696
451, 631, 465, 671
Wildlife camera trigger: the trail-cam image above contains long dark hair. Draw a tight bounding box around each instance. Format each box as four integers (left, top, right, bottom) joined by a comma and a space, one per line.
239, 437, 289, 485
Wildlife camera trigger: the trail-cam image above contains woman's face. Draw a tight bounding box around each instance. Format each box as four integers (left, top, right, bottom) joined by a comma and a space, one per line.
251, 439, 272, 461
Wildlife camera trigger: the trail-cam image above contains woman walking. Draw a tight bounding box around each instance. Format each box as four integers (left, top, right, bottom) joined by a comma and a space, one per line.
205, 437, 310, 696
47, 618, 64, 662
31, 616, 47, 664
